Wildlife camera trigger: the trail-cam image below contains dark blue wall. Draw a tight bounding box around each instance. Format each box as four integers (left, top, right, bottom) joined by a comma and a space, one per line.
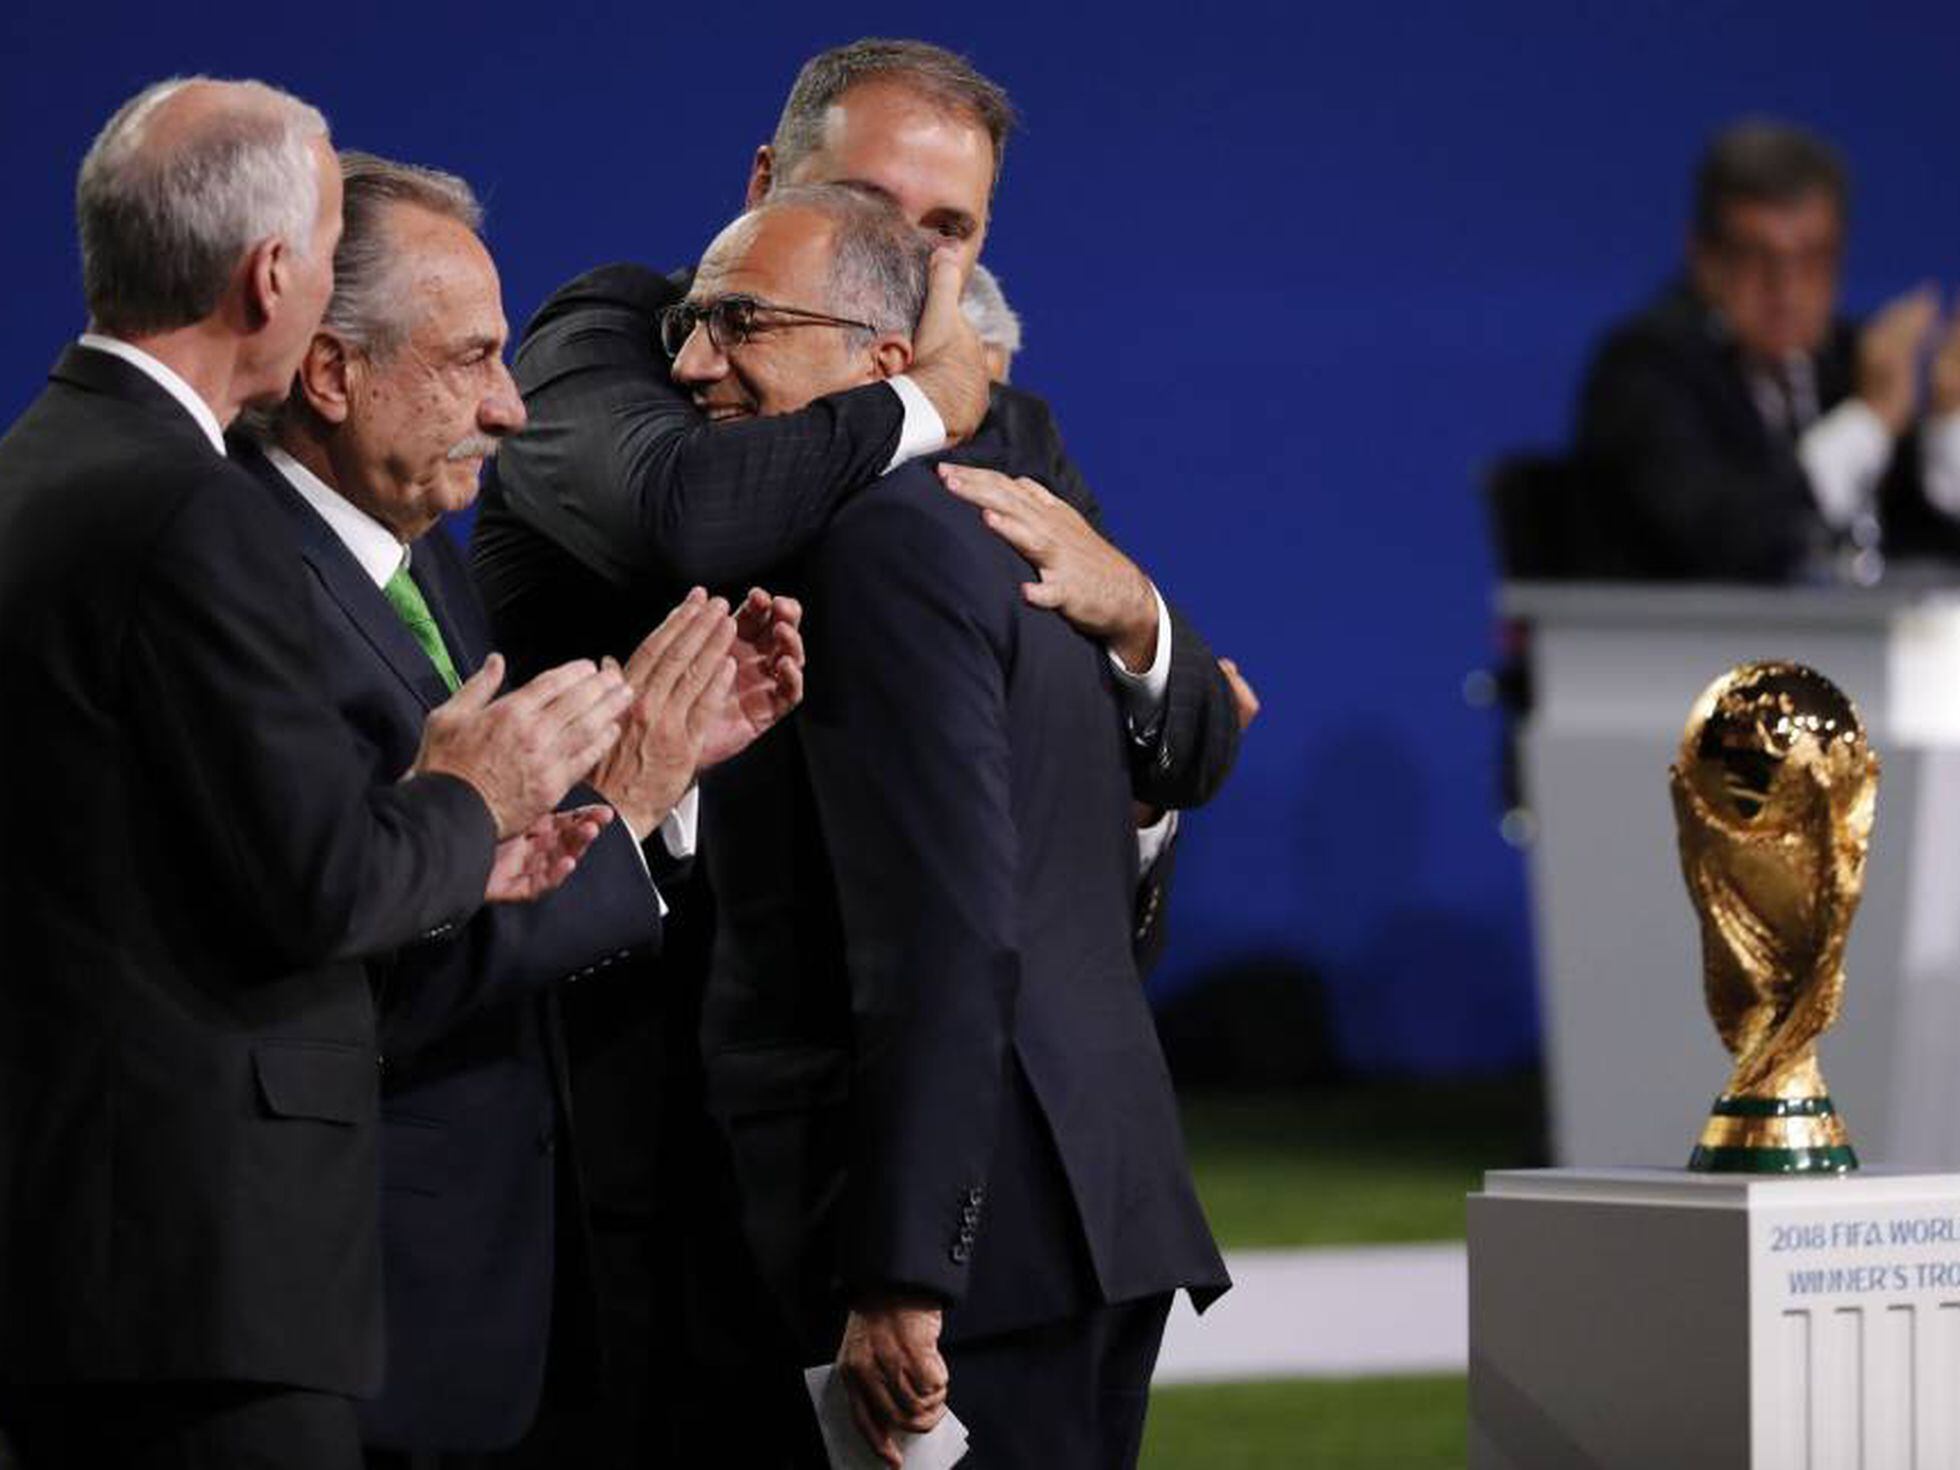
6, 1, 1957, 1074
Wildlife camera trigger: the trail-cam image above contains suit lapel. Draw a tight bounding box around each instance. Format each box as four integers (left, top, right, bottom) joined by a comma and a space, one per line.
232, 441, 457, 711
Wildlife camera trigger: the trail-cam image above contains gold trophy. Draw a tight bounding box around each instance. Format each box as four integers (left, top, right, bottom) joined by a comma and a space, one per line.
1670, 662, 1877, 1173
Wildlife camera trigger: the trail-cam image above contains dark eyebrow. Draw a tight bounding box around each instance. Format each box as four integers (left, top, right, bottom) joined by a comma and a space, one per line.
836, 178, 899, 207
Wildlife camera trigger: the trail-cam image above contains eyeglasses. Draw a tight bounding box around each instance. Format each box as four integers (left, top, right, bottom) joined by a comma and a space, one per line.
658, 294, 879, 357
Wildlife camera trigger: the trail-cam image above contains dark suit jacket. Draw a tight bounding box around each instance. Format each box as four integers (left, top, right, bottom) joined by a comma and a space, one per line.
0, 346, 496, 1396
470, 261, 1240, 816
1573, 280, 1960, 580
234, 441, 665, 1449
701, 427, 1229, 1354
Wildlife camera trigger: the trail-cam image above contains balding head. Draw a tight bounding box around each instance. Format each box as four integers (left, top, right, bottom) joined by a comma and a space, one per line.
77, 76, 330, 337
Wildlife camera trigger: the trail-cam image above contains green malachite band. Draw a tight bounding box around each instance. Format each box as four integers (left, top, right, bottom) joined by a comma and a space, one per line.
1708, 1095, 1837, 1119
1687, 1143, 1859, 1174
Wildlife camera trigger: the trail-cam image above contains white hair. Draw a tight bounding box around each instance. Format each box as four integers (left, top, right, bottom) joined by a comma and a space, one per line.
961, 262, 1022, 360
77, 76, 329, 336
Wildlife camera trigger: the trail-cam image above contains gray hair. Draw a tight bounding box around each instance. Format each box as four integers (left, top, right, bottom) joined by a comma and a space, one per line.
325, 150, 483, 358
771, 39, 1016, 188
961, 262, 1022, 359
77, 76, 329, 337
246, 151, 484, 442
751, 183, 931, 343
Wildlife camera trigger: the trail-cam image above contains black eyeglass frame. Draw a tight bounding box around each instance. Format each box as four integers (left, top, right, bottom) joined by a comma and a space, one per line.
658, 293, 880, 357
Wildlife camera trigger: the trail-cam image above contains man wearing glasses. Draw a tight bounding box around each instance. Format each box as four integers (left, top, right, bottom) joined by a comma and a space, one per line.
1574, 118, 1960, 581
472, 38, 1245, 1467
669, 182, 1227, 1470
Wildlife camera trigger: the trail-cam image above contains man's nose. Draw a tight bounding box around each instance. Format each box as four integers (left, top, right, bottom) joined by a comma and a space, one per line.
480, 358, 528, 436
671, 323, 726, 386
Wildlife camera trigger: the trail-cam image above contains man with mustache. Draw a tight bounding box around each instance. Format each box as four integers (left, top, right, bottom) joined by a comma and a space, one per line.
0, 81, 632, 1470
230, 152, 804, 1465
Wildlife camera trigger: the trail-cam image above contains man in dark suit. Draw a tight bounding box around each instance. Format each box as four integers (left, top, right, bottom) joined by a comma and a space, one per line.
230, 153, 804, 1464
682, 184, 1228, 1469
0, 82, 635, 1470
1574, 118, 1960, 582
469, 53, 1242, 1457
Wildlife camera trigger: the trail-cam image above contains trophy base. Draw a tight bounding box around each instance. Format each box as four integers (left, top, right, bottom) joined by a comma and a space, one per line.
1686, 1093, 1857, 1174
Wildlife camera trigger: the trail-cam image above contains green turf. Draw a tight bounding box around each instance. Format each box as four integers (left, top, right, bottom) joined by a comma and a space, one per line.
1178, 1077, 1546, 1248
1141, 1375, 1466, 1468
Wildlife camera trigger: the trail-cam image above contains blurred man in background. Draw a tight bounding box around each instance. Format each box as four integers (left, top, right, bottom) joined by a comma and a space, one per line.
1574, 118, 1960, 582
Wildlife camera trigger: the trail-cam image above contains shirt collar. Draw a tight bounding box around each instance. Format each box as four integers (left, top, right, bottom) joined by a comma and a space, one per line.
262, 442, 409, 589
75, 333, 227, 456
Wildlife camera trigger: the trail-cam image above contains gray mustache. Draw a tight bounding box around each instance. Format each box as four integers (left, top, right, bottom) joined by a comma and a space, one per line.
446, 435, 502, 462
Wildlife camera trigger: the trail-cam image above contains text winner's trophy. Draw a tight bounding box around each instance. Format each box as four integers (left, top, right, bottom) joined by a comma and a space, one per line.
1670, 662, 1878, 1174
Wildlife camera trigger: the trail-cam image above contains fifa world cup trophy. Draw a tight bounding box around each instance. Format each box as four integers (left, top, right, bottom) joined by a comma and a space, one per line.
1670, 662, 1878, 1173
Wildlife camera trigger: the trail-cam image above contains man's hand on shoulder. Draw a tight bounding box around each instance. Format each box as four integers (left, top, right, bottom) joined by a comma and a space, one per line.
837, 1293, 950, 1470
906, 250, 989, 443
938, 463, 1158, 670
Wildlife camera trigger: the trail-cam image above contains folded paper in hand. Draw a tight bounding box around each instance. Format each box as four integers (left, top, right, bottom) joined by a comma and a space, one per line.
803, 1364, 969, 1469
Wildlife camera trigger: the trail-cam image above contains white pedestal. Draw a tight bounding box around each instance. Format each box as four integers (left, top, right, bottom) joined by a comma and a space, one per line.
1470, 1168, 1960, 1469
1506, 581, 1960, 1168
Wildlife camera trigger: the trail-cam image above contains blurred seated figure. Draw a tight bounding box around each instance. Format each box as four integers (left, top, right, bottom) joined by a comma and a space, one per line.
1572, 118, 1960, 583
961, 261, 1023, 382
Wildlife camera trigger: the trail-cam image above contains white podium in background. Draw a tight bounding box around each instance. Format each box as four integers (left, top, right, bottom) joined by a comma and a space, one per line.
1469, 1168, 1960, 1470
1507, 581, 1960, 1170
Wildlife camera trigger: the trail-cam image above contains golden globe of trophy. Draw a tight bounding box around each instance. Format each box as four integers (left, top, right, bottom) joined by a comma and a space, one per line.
1669, 661, 1878, 1173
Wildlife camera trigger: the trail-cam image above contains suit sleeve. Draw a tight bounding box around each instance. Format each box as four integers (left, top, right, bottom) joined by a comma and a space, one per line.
795, 499, 1021, 1305
374, 802, 665, 1059
506, 294, 906, 588
124, 472, 497, 972
1576, 338, 1813, 580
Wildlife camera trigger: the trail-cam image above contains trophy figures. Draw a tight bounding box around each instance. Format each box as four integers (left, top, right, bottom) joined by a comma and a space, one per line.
1670, 662, 1878, 1173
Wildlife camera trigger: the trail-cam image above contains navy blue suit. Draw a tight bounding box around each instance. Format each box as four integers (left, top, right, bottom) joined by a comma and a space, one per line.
702, 427, 1227, 1464
235, 441, 664, 1453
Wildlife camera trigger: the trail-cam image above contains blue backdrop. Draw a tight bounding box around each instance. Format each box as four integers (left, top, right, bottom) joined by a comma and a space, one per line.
6, 0, 1957, 1075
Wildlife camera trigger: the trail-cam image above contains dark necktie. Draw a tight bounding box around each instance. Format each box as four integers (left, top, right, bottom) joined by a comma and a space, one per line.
382, 564, 462, 694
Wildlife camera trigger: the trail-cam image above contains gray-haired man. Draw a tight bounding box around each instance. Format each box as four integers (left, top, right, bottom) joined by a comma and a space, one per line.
230, 149, 802, 1463
0, 81, 632, 1469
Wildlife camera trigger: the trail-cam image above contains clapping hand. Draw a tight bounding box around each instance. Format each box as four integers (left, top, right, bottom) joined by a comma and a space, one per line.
698, 587, 805, 770
485, 804, 615, 903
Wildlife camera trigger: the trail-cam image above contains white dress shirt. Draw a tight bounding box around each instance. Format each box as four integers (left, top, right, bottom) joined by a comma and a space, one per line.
76, 333, 226, 455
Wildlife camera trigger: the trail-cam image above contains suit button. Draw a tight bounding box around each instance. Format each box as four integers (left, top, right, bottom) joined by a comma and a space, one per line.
538, 1129, 556, 1156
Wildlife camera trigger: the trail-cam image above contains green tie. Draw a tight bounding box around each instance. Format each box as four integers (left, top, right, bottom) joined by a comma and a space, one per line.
382, 564, 462, 694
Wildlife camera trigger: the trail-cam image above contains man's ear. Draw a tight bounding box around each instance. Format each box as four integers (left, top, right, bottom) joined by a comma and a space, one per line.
240, 237, 283, 331
296, 331, 355, 426
869, 333, 914, 382
745, 146, 774, 209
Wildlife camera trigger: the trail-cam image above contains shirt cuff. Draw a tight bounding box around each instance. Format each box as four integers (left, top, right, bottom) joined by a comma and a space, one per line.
612, 815, 668, 918
1108, 583, 1172, 738
1922, 412, 1960, 520
884, 375, 949, 473
1136, 806, 1179, 874
659, 785, 700, 860
1798, 399, 1892, 529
